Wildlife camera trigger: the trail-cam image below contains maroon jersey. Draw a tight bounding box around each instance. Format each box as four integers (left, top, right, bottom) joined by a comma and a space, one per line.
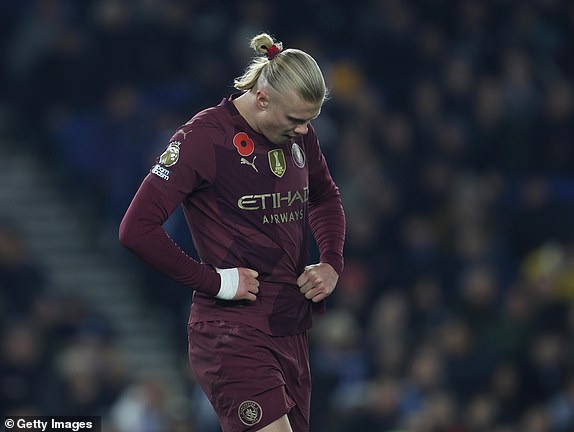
120, 95, 345, 335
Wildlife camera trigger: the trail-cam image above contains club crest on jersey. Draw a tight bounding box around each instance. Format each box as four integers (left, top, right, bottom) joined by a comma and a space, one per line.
238, 400, 262, 426
291, 143, 305, 168
233, 132, 255, 157
268, 149, 286, 178
159, 141, 181, 167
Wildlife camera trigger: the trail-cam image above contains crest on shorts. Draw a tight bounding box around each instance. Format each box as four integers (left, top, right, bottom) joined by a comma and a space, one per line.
238, 400, 262, 426
159, 141, 181, 167
268, 149, 286, 178
291, 143, 305, 168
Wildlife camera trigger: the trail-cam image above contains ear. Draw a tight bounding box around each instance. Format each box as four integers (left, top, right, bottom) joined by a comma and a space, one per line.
255, 90, 270, 110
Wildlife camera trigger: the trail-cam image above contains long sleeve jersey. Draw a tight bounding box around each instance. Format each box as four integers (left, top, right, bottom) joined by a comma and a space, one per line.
119, 94, 345, 335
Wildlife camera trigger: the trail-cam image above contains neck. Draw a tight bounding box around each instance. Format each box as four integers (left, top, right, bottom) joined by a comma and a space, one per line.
233, 91, 261, 134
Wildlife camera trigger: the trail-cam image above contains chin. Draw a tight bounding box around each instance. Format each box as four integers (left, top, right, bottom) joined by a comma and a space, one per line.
271, 136, 289, 145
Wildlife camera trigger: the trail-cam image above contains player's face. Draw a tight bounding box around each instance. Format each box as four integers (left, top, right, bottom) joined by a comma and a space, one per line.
258, 90, 322, 145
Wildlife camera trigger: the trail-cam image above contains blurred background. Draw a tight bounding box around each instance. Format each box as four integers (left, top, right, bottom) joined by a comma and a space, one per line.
1, 0, 574, 431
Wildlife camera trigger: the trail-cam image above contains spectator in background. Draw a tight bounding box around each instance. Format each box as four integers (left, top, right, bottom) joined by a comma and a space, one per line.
0, 221, 45, 318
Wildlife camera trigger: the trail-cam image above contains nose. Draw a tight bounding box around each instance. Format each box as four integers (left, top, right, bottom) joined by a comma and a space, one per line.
293, 122, 309, 135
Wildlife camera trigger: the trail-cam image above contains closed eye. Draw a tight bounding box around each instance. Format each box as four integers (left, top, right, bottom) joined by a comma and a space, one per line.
287, 116, 307, 124
287, 112, 320, 124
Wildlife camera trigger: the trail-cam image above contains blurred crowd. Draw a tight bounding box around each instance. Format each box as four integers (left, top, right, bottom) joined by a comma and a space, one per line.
2, 0, 574, 431
0, 222, 192, 431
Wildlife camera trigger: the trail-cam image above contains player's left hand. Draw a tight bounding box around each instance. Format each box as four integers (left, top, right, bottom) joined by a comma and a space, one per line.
297, 263, 339, 303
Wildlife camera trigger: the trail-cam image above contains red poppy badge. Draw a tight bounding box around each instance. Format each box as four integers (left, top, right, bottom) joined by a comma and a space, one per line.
233, 132, 255, 157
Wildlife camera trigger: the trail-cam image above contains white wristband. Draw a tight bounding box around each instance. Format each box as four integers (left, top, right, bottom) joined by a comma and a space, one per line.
215, 267, 239, 300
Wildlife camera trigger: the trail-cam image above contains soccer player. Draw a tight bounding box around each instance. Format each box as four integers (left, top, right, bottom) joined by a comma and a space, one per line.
119, 32, 345, 432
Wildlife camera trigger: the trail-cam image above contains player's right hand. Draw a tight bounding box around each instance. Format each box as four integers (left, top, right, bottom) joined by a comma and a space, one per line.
234, 268, 259, 301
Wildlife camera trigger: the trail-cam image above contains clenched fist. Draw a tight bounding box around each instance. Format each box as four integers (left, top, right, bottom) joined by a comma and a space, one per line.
297, 263, 339, 303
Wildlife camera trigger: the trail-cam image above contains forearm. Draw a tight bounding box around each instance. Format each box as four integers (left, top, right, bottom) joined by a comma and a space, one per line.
308, 189, 346, 275
119, 179, 220, 296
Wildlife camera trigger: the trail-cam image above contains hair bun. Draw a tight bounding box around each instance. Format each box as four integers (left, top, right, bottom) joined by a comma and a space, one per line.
250, 33, 283, 59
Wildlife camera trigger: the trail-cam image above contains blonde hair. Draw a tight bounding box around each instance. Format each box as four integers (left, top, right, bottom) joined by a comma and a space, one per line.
234, 33, 328, 104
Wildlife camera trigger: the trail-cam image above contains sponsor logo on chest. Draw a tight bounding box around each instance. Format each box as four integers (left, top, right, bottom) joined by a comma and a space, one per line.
237, 187, 308, 225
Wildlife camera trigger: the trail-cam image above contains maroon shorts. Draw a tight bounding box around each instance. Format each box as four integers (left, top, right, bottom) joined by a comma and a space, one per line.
188, 321, 311, 432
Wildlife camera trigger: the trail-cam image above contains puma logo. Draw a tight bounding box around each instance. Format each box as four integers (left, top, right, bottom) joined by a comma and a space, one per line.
241, 156, 258, 172
175, 128, 191, 140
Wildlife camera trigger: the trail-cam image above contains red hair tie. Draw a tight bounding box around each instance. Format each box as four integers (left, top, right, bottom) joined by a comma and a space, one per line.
266, 44, 281, 60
